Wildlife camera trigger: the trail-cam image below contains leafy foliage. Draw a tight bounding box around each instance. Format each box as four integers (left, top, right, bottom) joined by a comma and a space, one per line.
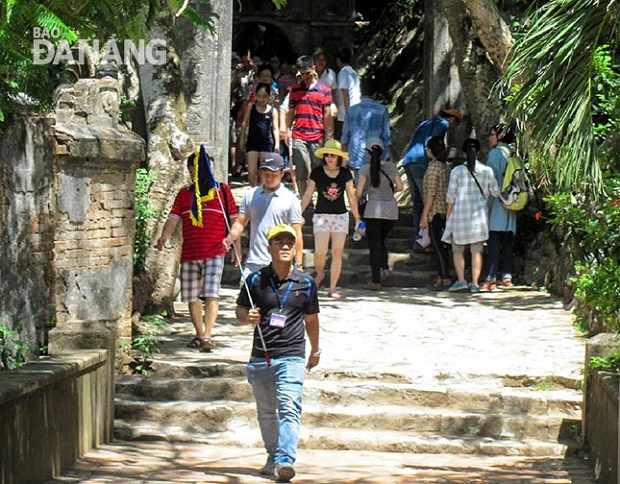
502, 0, 620, 195
544, 178, 620, 333
0, 324, 26, 370
119, 316, 165, 375
589, 350, 620, 373
0, 0, 219, 130
133, 168, 158, 274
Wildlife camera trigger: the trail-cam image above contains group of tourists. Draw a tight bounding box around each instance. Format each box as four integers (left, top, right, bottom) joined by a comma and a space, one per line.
154, 48, 521, 483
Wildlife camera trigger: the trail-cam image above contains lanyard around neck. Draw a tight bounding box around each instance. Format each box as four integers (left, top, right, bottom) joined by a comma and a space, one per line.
269, 276, 294, 310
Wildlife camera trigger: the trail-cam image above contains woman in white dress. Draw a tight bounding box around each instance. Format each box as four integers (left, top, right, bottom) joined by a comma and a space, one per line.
442, 138, 500, 293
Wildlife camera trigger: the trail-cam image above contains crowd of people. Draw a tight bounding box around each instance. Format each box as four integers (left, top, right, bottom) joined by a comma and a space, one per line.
155, 48, 522, 483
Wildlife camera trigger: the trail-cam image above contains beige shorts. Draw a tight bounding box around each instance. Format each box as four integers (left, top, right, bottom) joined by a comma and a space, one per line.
312, 213, 349, 234
452, 240, 485, 254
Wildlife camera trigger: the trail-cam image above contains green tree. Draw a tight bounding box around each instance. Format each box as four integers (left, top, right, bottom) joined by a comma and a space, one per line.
502, 0, 620, 195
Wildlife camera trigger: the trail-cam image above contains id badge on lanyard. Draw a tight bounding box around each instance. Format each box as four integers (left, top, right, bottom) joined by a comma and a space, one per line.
269, 278, 293, 329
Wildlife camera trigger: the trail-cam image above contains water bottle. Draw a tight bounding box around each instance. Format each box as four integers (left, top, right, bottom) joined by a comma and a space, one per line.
352, 221, 366, 241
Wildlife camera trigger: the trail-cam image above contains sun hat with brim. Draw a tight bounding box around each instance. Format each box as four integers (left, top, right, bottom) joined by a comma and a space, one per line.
267, 223, 297, 242
365, 137, 385, 152
314, 139, 349, 161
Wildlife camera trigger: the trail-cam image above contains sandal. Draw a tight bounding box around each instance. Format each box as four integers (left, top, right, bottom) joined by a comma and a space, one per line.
200, 338, 216, 352
327, 291, 342, 299
186, 337, 202, 348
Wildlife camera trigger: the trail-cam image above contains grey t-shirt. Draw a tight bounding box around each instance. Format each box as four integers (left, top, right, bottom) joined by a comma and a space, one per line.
359, 162, 399, 220
240, 184, 303, 266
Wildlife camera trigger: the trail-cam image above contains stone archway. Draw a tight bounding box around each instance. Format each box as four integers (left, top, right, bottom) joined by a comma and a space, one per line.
233, 21, 295, 64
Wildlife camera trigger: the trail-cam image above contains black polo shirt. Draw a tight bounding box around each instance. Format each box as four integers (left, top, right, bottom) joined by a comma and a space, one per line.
237, 265, 319, 359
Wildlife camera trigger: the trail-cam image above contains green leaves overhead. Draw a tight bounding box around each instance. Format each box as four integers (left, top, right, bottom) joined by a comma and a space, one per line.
503, 0, 620, 195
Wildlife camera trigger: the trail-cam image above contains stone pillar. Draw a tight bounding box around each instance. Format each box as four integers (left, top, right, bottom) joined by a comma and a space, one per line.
176, 0, 234, 181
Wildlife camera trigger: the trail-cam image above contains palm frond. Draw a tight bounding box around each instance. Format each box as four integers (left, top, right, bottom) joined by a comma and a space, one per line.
503, 0, 619, 195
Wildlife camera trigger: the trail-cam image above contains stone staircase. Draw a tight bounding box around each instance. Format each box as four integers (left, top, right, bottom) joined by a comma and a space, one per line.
114, 297, 584, 459
222, 206, 438, 288
114, 358, 581, 457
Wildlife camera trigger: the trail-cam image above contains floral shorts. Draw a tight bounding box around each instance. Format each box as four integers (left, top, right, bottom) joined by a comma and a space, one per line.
312, 213, 349, 234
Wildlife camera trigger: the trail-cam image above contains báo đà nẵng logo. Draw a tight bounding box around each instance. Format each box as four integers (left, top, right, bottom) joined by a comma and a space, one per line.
32, 27, 167, 66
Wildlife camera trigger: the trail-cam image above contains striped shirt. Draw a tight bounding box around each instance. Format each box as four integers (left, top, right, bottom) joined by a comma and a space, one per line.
289, 81, 331, 142
169, 184, 238, 262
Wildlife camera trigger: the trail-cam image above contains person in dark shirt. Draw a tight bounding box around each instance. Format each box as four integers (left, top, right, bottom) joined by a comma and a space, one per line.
236, 224, 320, 483
300, 140, 361, 299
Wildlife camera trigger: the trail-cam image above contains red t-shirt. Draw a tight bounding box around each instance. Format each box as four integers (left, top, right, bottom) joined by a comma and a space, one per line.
169, 184, 238, 262
290, 81, 331, 142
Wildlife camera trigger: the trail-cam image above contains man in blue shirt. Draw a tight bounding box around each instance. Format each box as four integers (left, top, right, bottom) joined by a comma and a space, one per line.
401, 108, 461, 250
341, 78, 393, 182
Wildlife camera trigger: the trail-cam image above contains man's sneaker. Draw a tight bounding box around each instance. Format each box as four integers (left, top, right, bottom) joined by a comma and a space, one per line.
275, 462, 296, 482
468, 283, 480, 293
259, 461, 275, 476
448, 280, 468, 292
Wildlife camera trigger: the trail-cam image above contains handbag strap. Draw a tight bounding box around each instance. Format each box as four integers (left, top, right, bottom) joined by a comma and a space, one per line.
379, 167, 395, 192
469, 169, 486, 198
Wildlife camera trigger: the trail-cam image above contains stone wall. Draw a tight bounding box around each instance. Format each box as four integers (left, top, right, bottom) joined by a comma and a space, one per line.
0, 77, 145, 358
0, 118, 56, 358
0, 350, 111, 484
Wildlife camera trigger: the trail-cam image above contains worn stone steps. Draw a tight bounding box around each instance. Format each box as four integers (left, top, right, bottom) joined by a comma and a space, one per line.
113, 413, 575, 457
114, 395, 578, 443
222, 265, 436, 287
115, 375, 581, 416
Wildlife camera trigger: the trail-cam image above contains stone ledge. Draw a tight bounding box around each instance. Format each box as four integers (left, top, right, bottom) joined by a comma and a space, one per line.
0, 349, 108, 406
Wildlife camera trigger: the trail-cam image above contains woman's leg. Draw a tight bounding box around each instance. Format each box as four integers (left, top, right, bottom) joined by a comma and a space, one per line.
379, 220, 394, 271
365, 218, 383, 284
484, 231, 500, 282
328, 233, 347, 293
313, 231, 330, 288
429, 214, 451, 280
452, 245, 466, 282
246, 151, 260, 186
500, 231, 515, 281
471, 248, 484, 286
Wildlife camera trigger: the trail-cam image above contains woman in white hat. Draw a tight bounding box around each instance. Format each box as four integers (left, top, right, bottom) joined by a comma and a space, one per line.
356, 137, 404, 290
300, 139, 362, 298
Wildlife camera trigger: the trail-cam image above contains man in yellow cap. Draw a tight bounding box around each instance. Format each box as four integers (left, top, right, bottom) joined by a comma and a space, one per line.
236, 224, 320, 483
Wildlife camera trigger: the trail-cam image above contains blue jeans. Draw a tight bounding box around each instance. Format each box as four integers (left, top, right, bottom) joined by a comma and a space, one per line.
404, 163, 428, 242
484, 230, 515, 281
246, 356, 306, 465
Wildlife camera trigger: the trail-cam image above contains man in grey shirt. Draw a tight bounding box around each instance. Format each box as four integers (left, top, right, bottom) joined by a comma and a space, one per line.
223, 154, 304, 280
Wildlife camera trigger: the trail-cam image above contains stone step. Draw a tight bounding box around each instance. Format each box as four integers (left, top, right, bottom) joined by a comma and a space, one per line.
240, 232, 416, 253
113, 411, 577, 457
300, 248, 433, 271
115, 376, 581, 417
131, 360, 582, 393
222, 266, 437, 287
114, 396, 578, 443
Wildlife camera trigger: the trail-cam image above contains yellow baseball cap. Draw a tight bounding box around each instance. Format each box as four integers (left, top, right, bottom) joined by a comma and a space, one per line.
267, 224, 297, 241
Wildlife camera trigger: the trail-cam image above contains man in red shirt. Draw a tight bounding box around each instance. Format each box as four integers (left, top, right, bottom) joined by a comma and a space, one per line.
286, 55, 333, 196
156, 150, 239, 350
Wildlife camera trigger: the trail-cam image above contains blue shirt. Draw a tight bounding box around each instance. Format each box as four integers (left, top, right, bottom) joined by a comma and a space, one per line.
341, 98, 392, 170
401, 116, 449, 167
487, 143, 517, 234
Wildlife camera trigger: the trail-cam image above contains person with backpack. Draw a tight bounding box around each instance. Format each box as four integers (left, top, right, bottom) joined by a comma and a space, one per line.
401, 108, 461, 251
482, 124, 518, 291
442, 138, 499, 293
